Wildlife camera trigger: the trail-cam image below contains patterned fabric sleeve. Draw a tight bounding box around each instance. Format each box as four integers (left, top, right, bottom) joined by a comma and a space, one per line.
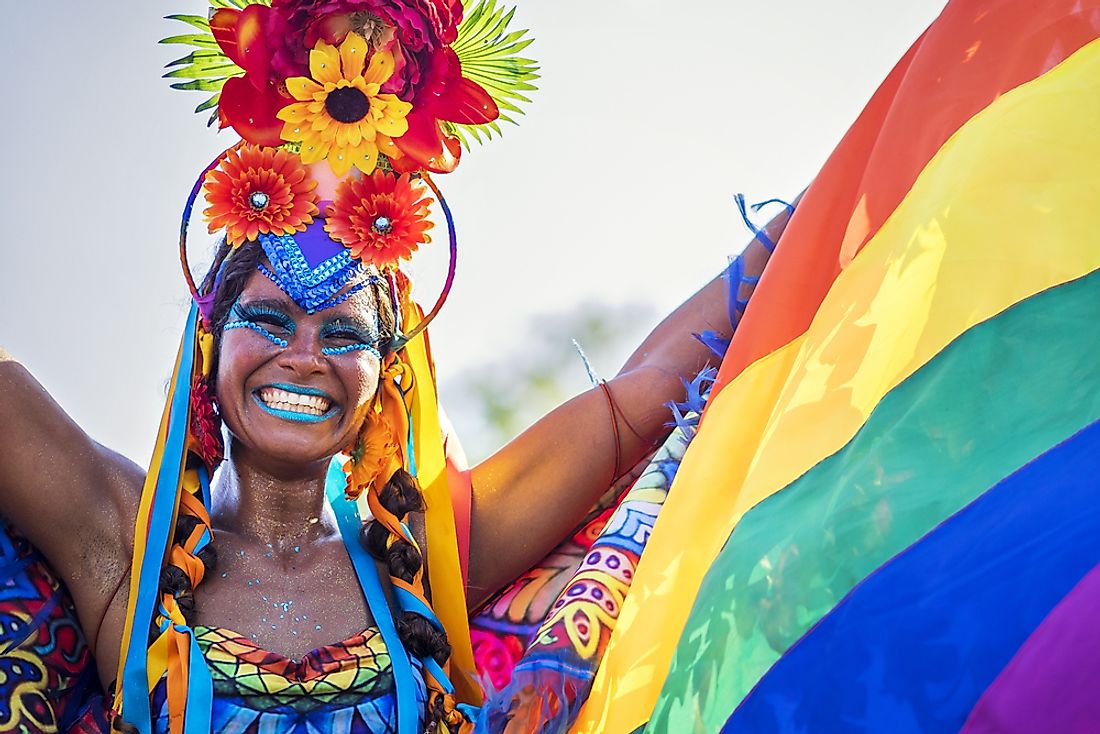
0, 518, 106, 734
468, 365, 718, 733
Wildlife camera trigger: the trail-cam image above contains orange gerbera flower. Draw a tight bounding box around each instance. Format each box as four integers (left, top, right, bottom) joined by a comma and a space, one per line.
203, 145, 319, 247
277, 33, 413, 177
344, 408, 400, 500
325, 170, 434, 269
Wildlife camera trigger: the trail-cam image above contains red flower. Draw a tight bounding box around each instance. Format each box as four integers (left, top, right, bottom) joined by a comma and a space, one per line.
390, 46, 498, 174
189, 378, 224, 468
269, 0, 463, 84
210, 6, 286, 146
210, 0, 498, 171
271, 0, 496, 172
325, 171, 434, 269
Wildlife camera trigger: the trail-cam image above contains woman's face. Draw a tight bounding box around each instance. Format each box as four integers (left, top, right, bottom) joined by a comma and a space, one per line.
216, 270, 384, 472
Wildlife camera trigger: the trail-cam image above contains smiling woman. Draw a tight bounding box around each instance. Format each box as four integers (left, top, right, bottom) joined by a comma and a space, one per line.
18, 0, 1063, 732
0, 1, 792, 732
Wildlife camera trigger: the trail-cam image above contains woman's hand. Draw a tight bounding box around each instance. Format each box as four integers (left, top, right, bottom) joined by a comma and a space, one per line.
465, 201, 798, 607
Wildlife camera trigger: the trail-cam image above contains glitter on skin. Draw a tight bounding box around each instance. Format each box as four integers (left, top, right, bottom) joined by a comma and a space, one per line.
196, 302, 389, 659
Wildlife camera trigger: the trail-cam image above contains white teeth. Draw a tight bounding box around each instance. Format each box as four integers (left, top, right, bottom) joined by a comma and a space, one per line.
258, 387, 332, 415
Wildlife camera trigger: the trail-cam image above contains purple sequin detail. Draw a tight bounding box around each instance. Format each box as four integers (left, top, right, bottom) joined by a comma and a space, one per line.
295, 218, 346, 269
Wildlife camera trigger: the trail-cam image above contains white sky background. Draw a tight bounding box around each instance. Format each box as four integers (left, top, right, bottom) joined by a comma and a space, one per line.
1, 1, 946, 465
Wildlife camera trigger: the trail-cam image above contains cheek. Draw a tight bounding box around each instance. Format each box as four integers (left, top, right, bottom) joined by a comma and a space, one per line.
213, 332, 268, 401
345, 357, 381, 411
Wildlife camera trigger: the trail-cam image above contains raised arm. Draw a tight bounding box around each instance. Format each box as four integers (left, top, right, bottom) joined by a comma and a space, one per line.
0, 348, 142, 654
466, 203, 796, 605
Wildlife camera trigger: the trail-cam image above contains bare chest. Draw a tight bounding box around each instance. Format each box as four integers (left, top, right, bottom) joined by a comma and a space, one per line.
193, 534, 375, 659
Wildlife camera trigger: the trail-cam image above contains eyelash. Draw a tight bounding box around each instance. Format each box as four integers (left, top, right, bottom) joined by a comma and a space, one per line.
234, 303, 295, 332
320, 324, 380, 358
321, 343, 380, 357
223, 303, 294, 348
223, 303, 380, 357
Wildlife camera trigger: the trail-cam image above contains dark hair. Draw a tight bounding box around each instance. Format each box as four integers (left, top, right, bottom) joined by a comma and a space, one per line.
156, 238, 453, 730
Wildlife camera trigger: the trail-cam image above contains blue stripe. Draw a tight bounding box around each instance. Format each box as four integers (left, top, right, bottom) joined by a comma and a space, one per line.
183, 630, 212, 734
198, 465, 212, 508
192, 528, 212, 555
424, 657, 454, 695
394, 587, 444, 633
326, 460, 419, 734
723, 418, 1100, 734
122, 304, 199, 734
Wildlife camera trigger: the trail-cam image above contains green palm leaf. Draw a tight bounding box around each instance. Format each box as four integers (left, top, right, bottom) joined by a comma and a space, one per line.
160, 1, 271, 122
210, 0, 267, 9
451, 0, 539, 149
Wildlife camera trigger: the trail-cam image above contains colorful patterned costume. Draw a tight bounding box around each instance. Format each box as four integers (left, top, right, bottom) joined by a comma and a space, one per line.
0, 520, 430, 734
16, 0, 1099, 732
0, 521, 98, 734
0, 375, 706, 734
151, 627, 426, 734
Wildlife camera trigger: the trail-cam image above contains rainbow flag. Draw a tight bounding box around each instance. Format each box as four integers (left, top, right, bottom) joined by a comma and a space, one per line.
572, 0, 1100, 731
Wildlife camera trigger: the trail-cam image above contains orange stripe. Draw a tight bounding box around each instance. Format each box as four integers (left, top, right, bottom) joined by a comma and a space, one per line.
713, 0, 1100, 396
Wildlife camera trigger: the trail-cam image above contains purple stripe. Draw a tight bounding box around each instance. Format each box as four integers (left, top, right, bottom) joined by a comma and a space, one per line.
959, 561, 1100, 734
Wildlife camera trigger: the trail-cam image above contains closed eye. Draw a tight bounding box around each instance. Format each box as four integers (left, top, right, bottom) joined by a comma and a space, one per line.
321, 317, 376, 345
232, 302, 295, 333
324, 328, 369, 342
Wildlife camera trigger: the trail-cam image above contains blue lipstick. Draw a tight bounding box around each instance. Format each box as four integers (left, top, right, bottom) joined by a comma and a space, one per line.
253, 384, 339, 424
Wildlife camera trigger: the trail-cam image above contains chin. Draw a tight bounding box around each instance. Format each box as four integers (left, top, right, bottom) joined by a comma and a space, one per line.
228, 405, 351, 472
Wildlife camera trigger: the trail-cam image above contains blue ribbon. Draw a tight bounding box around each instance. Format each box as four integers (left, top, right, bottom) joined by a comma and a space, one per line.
183, 632, 212, 734
121, 304, 199, 734
197, 465, 212, 508
326, 461, 420, 734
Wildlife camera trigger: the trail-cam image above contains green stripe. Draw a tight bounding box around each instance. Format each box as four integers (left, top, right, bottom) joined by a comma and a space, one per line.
647, 268, 1100, 733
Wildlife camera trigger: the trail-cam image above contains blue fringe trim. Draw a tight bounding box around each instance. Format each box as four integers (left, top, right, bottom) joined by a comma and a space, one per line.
666, 366, 719, 443
733, 194, 794, 254
693, 330, 731, 360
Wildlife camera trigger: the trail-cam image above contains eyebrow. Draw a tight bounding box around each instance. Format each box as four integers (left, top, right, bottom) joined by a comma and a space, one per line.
323, 314, 378, 334
235, 297, 294, 312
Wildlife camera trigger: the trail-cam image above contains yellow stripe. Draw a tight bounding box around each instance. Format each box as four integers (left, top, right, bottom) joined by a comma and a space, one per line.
403, 307, 481, 704
574, 37, 1100, 733
112, 332, 188, 712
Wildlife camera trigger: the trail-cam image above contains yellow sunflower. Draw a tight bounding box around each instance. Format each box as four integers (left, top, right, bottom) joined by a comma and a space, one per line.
277, 32, 412, 177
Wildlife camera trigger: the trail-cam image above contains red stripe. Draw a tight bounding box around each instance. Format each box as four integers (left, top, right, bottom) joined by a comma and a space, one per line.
712, 0, 1100, 397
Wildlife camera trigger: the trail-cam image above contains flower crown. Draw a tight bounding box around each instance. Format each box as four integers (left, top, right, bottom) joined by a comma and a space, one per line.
165, 0, 537, 273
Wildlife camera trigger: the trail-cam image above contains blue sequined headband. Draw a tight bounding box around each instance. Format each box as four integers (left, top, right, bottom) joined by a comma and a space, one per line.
257, 218, 376, 315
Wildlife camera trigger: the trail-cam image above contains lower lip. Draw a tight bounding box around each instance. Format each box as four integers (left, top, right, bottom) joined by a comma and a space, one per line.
252, 393, 338, 424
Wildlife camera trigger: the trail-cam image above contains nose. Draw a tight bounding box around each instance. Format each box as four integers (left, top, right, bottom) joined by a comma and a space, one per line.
275, 328, 325, 377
